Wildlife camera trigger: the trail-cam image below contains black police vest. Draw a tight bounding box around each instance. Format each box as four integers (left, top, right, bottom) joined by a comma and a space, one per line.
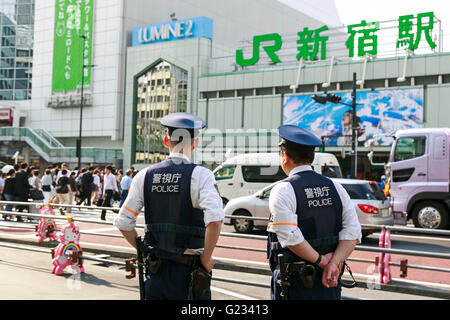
143, 158, 206, 259
267, 170, 343, 270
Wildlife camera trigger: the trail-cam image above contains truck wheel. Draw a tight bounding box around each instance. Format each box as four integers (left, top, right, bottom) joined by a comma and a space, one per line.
232, 210, 254, 233
412, 201, 449, 229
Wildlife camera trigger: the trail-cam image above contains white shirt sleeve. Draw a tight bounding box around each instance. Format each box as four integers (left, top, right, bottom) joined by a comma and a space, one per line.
267, 182, 305, 248
114, 169, 146, 231
191, 166, 225, 226
332, 181, 362, 243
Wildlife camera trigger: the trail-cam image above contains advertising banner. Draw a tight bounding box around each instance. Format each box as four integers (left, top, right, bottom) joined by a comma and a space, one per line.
52, 0, 94, 92
283, 88, 424, 146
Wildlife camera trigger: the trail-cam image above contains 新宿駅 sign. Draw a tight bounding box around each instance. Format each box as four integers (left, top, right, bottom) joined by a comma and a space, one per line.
132, 16, 213, 47
52, 0, 94, 92
236, 12, 438, 67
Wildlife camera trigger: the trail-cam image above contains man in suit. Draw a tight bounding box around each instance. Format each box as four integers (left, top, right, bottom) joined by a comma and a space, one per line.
77, 166, 94, 206
14, 163, 31, 222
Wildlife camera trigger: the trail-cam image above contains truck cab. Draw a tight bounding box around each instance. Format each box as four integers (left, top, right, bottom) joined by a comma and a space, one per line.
387, 128, 450, 229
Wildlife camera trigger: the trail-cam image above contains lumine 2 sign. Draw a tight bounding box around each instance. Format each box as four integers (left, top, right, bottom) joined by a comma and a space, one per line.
236, 12, 438, 67
132, 17, 213, 47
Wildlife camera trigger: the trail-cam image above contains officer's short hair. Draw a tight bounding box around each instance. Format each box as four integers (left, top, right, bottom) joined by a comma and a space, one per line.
280, 138, 315, 165
167, 127, 198, 145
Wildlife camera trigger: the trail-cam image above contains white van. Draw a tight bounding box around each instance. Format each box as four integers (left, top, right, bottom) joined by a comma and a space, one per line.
213, 152, 342, 204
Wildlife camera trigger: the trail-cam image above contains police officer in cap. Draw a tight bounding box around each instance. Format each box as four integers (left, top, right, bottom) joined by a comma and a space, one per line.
114, 112, 224, 300
267, 125, 361, 300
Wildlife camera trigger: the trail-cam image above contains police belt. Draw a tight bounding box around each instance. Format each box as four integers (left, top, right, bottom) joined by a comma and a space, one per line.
270, 236, 339, 254
168, 254, 200, 267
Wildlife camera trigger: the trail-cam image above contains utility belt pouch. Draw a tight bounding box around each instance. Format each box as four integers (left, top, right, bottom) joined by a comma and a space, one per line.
290, 262, 317, 289
148, 253, 163, 274
189, 265, 212, 300
297, 264, 317, 289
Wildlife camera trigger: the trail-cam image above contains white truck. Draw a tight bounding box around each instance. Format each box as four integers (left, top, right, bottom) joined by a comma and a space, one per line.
384, 128, 450, 229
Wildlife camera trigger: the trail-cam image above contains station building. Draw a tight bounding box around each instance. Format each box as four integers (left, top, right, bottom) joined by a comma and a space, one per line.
123, 7, 450, 180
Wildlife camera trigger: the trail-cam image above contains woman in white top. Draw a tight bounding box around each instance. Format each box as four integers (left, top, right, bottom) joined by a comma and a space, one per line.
91, 169, 101, 205
41, 169, 53, 204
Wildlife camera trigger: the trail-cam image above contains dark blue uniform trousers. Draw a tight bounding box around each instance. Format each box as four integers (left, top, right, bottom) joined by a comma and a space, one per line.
271, 268, 341, 300
144, 259, 211, 300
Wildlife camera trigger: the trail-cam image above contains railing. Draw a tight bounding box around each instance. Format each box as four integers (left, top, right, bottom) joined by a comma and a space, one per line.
0, 127, 123, 162
0, 201, 449, 300
33, 128, 65, 148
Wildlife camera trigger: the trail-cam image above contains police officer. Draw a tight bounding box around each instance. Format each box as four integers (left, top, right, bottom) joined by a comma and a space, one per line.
267, 125, 361, 300
114, 112, 224, 300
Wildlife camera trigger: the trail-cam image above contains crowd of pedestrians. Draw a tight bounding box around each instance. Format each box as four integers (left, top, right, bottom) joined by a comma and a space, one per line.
0, 162, 138, 222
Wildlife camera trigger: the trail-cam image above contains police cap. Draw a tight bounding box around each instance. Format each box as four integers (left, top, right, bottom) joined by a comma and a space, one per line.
160, 112, 206, 130
278, 125, 322, 147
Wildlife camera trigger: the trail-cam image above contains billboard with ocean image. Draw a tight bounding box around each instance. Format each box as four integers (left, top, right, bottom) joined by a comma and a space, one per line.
283, 88, 424, 147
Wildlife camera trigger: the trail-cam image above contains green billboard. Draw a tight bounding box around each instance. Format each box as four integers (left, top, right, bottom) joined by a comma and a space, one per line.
52, 0, 94, 92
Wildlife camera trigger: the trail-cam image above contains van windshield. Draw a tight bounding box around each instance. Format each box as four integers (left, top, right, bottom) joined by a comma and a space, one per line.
242, 166, 287, 183
214, 165, 236, 180
322, 165, 342, 178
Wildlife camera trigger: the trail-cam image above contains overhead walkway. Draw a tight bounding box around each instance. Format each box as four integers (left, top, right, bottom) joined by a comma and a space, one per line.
0, 127, 123, 164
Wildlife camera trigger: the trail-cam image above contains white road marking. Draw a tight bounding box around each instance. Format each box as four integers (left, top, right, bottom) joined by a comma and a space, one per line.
350, 272, 450, 290
210, 286, 258, 300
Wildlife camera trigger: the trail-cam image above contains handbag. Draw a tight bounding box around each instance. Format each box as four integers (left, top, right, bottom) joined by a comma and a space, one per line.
30, 189, 45, 200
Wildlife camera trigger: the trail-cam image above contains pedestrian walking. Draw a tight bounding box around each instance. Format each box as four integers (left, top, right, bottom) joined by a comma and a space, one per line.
119, 169, 133, 208
14, 163, 31, 222
41, 169, 53, 204
100, 166, 118, 220
55, 169, 72, 215
92, 169, 101, 205
2, 169, 16, 220
77, 166, 94, 206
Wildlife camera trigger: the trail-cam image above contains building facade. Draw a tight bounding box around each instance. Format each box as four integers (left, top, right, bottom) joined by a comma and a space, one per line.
0, 0, 34, 102
122, 7, 450, 180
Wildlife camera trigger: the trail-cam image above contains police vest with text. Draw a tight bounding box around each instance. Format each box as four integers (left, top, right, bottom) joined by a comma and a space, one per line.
143, 158, 205, 260
268, 170, 343, 270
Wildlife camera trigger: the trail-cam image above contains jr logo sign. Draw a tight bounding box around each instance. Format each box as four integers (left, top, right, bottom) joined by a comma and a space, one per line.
236, 33, 283, 67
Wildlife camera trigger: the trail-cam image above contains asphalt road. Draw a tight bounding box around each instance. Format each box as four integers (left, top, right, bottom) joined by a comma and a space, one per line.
0, 245, 444, 300
0, 207, 449, 300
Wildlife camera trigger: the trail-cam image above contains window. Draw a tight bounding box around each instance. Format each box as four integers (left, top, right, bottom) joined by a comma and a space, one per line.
341, 183, 379, 200
394, 137, 426, 162
321, 165, 342, 178
134, 60, 188, 164
241, 166, 287, 183
262, 187, 272, 199
214, 165, 236, 180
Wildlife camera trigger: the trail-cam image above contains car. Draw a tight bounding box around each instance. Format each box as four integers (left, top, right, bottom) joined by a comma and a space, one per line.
224, 178, 394, 237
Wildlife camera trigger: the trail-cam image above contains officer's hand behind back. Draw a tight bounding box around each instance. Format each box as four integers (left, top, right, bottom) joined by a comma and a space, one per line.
200, 254, 214, 273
